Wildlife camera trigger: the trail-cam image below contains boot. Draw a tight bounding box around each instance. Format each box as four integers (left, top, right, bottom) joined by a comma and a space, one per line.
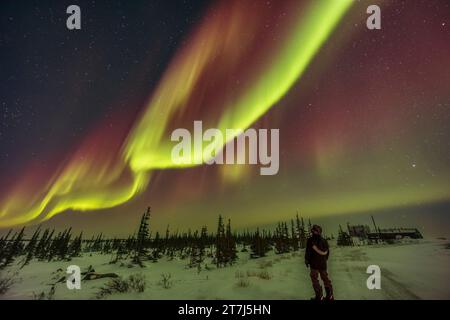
310, 286, 323, 300
324, 286, 334, 301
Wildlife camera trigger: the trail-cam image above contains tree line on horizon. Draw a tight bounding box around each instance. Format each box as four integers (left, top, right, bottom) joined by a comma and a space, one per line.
0, 206, 332, 270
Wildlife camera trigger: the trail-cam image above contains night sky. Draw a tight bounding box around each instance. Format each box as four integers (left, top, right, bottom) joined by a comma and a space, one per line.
1, 0, 449, 237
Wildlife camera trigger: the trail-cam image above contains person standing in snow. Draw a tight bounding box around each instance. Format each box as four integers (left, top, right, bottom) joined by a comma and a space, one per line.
305, 224, 333, 300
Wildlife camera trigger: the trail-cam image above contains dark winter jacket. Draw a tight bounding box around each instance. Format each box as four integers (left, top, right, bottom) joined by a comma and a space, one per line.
305, 235, 329, 271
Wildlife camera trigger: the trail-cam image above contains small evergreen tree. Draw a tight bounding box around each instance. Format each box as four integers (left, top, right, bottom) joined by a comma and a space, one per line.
189, 230, 203, 269
68, 232, 83, 258
225, 219, 237, 265
151, 231, 162, 262
291, 219, 299, 251
133, 206, 151, 265
274, 223, 290, 254
1, 227, 25, 268
296, 215, 307, 249
21, 227, 41, 268
337, 224, 354, 246
250, 228, 269, 258
215, 215, 227, 267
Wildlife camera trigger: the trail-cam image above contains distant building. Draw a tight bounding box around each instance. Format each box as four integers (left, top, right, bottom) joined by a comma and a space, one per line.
367, 228, 423, 241
339, 216, 424, 245
347, 224, 371, 239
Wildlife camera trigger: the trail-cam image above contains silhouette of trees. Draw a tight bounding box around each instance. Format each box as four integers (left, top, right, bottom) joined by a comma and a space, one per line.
133, 206, 151, 266
0, 206, 351, 270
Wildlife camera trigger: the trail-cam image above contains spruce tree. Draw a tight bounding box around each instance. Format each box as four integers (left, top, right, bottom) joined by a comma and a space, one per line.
68, 232, 83, 258
151, 231, 161, 261
274, 223, 290, 254
1, 227, 25, 268
291, 219, 299, 251
133, 206, 151, 265
21, 227, 41, 268
0, 230, 12, 266
225, 219, 237, 265
296, 215, 307, 249
215, 215, 226, 267
189, 230, 203, 269
337, 224, 354, 246
250, 228, 269, 258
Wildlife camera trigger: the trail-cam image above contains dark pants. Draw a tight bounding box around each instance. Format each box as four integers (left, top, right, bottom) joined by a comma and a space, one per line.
310, 269, 332, 297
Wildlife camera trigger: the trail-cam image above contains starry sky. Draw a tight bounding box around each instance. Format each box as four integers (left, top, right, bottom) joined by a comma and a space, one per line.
1, 0, 449, 237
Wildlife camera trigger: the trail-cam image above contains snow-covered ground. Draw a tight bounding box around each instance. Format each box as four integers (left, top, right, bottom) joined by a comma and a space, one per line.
1, 239, 449, 300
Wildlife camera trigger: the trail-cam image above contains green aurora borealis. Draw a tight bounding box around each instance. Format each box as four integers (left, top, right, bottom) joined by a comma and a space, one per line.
1, 0, 449, 236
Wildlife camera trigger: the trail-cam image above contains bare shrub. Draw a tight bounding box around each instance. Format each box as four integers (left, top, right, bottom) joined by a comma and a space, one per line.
160, 273, 172, 289
257, 270, 272, 280
246, 270, 257, 277
128, 274, 146, 292
235, 278, 250, 288
96, 274, 146, 299
245, 269, 271, 280
0, 272, 16, 295
32, 285, 55, 300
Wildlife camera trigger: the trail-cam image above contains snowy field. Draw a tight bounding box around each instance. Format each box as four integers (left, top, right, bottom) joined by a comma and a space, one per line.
1, 239, 449, 300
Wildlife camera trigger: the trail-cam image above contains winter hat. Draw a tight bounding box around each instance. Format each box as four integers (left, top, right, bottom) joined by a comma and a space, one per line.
311, 224, 322, 235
